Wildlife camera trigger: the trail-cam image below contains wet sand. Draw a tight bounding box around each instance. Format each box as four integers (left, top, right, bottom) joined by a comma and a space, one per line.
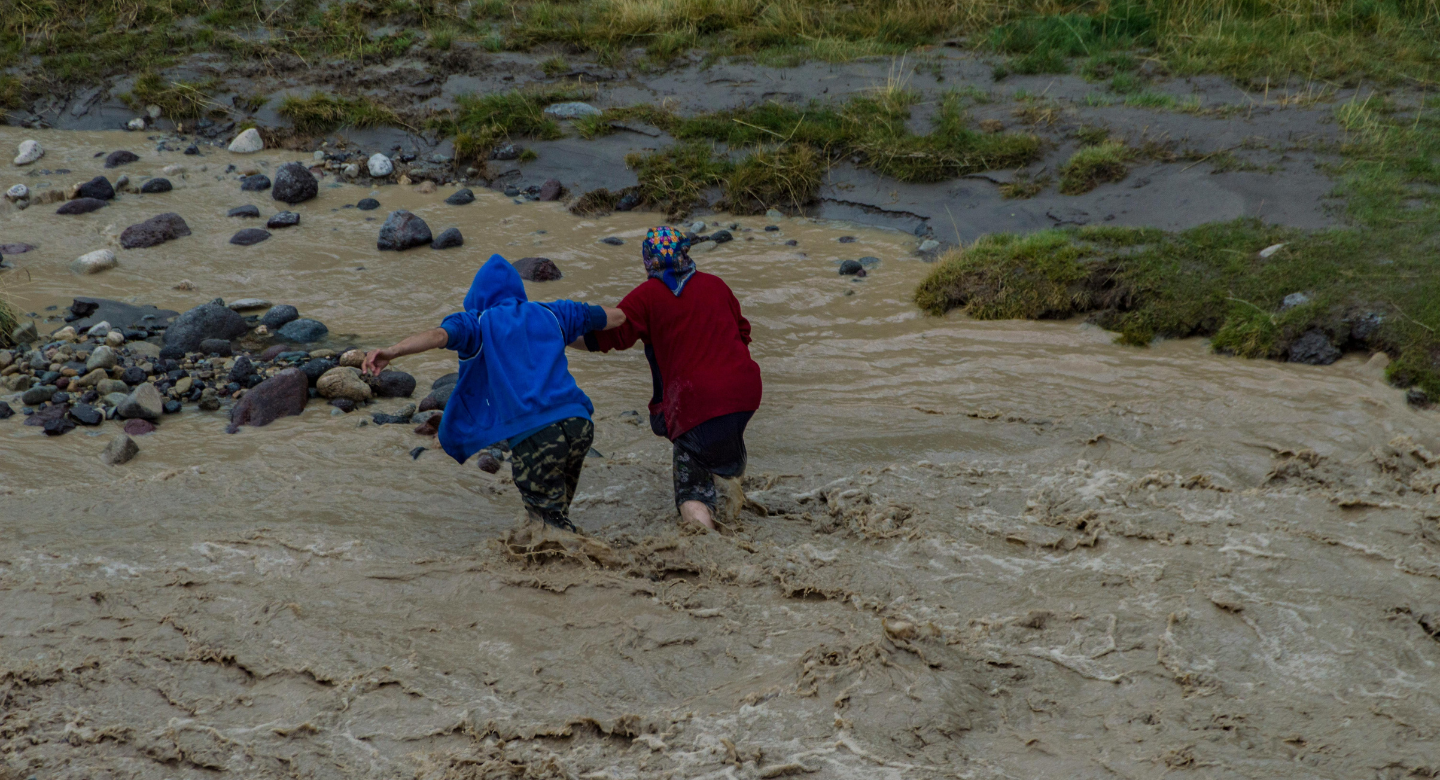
3, 129, 1440, 779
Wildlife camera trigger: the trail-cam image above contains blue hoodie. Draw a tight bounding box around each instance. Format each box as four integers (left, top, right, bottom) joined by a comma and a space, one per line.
437, 254, 604, 464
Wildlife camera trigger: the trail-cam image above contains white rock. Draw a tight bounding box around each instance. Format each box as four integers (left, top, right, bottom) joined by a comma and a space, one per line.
162, 164, 185, 176
313, 150, 326, 161
343, 163, 360, 177
690, 221, 707, 232
127, 117, 147, 131
5, 183, 27, 201
14, 140, 43, 166
1259, 243, 1286, 259
228, 128, 264, 154
918, 239, 941, 253
105, 330, 126, 347
543, 102, 602, 119
146, 104, 162, 119
368, 153, 394, 177
70, 249, 118, 275
88, 321, 112, 337
765, 208, 784, 219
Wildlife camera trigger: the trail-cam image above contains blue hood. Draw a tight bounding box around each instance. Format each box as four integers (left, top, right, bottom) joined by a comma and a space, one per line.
437, 255, 595, 463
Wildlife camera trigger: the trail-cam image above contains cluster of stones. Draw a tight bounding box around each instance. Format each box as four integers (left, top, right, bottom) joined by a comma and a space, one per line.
1, 298, 420, 444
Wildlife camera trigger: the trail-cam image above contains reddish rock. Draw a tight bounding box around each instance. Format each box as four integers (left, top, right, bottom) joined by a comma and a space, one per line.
123, 419, 156, 436
226, 367, 309, 433
538, 178, 563, 201
260, 343, 293, 360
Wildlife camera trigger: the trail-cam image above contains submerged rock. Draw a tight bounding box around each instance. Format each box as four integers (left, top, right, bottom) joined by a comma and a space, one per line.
14, 140, 43, 166
77, 176, 115, 200
377, 210, 432, 251
70, 249, 117, 275
227, 368, 309, 433
272, 162, 318, 204
120, 213, 191, 249
240, 174, 271, 191
56, 198, 108, 215
431, 227, 463, 249
101, 433, 139, 465
104, 150, 140, 169
230, 228, 271, 246
228, 204, 261, 218
513, 257, 561, 281
163, 302, 247, 352
267, 211, 300, 229
356, 198, 380, 211
276, 318, 328, 343
123, 419, 156, 436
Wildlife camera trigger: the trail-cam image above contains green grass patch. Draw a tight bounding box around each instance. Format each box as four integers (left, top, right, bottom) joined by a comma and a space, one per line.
625, 142, 734, 217
1060, 141, 1132, 194
725, 144, 825, 215
1123, 90, 1177, 109
915, 91, 1440, 398
123, 73, 220, 120
278, 92, 402, 135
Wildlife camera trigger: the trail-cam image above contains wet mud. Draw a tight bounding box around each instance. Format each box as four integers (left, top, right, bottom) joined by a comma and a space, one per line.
3, 128, 1440, 779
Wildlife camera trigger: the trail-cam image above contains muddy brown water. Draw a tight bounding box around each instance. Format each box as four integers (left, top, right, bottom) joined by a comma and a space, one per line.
3, 129, 1440, 780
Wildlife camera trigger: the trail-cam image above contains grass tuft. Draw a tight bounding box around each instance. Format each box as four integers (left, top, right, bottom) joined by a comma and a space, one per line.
123, 73, 220, 120
1060, 141, 1132, 194
725, 144, 825, 215
626, 142, 734, 218
279, 93, 402, 135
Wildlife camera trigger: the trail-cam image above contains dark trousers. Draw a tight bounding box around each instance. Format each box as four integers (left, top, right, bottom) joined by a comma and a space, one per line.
672, 411, 753, 510
509, 417, 595, 530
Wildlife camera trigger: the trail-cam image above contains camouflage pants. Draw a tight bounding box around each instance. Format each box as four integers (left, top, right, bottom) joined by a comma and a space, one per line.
510, 417, 595, 531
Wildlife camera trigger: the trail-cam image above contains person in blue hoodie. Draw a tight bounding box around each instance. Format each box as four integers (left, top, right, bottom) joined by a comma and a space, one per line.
363, 254, 625, 532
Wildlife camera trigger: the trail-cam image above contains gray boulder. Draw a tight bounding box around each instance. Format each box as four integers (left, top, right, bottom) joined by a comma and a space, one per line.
101, 433, 139, 465
77, 176, 115, 200
240, 174, 271, 191
1287, 330, 1341, 365
117, 383, 164, 420
272, 162, 318, 204
377, 210, 432, 251
276, 318, 328, 343
370, 370, 416, 398
140, 177, 173, 194
445, 188, 475, 205
163, 302, 247, 352
260, 304, 299, 330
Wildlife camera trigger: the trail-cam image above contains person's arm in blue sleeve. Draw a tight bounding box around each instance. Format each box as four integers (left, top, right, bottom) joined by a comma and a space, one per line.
540, 300, 626, 348
362, 314, 473, 374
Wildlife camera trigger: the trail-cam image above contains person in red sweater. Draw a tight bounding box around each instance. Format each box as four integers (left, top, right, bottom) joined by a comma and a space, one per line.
585, 226, 763, 531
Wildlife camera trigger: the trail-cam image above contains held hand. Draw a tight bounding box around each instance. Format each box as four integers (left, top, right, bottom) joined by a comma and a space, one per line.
363, 348, 393, 376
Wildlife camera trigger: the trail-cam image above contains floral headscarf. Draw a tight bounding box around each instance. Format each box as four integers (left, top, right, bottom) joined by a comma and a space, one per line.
641, 226, 696, 296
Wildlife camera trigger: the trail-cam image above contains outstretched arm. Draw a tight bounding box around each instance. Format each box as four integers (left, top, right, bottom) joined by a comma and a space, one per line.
364, 327, 449, 374
567, 306, 626, 349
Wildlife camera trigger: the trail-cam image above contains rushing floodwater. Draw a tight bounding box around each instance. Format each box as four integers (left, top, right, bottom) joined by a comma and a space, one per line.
3, 128, 1439, 780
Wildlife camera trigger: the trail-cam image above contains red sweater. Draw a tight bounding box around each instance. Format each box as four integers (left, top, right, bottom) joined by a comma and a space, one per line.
588, 272, 762, 439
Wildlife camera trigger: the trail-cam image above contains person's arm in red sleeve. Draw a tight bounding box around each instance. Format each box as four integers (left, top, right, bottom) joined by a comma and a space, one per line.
585, 288, 648, 352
